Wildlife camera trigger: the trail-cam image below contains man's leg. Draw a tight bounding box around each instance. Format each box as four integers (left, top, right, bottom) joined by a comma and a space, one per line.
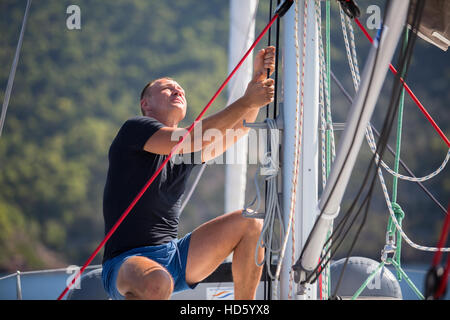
116, 256, 174, 300
185, 210, 264, 300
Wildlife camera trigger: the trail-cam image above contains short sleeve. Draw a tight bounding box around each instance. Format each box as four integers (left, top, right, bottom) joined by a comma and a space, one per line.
116, 116, 165, 151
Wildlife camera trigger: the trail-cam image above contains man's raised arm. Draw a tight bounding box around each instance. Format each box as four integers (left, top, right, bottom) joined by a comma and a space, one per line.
143, 47, 276, 158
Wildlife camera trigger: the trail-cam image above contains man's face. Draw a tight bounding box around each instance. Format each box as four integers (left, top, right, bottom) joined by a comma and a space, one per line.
144, 78, 187, 124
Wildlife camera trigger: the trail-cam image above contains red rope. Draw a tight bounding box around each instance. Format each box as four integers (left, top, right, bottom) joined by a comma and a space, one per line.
435, 250, 450, 299
354, 15, 450, 300
433, 204, 450, 299
432, 205, 450, 268
57, 14, 279, 301
354, 18, 450, 148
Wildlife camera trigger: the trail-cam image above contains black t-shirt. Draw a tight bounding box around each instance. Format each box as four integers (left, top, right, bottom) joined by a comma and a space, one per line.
102, 116, 199, 263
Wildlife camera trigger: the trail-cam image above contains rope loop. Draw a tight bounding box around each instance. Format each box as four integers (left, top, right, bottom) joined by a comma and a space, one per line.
391, 202, 405, 222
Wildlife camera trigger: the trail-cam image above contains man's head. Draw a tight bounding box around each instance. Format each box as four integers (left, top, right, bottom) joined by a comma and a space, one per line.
140, 77, 187, 127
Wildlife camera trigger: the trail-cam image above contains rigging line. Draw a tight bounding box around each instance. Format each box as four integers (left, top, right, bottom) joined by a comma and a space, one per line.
328, 1, 426, 293
330, 70, 447, 215
432, 204, 450, 267
272, 0, 302, 300
303, 0, 420, 285
181, 0, 261, 217
265, 2, 272, 302
342, 12, 448, 186
435, 246, 450, 299
296, 0, 390, 282
267, 0, 281, 301
57, 9, 287, 301
343, 10, 448, 217
391, 28, 409, 204
264, 0, 274, 300
289, 0, 309, 298
331, 189, 372, 297
0, 0, 32, 139
378, 157, 450, 253
366, 128, 450, 183
330, 48, 419, 279
434, 205, 450, 299
353, 17, 450, 148
273, 0, 281, 118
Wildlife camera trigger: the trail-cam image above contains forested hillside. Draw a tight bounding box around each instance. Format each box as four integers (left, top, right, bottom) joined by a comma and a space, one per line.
0, 0, 448, 272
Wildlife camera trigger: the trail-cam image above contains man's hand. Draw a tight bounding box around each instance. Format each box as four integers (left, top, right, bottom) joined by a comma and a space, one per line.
241, 46, 276, 109
242, 71, 275, 109
253, 46, 276, 79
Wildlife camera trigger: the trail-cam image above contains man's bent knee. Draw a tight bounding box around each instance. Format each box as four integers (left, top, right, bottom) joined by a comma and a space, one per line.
241, 211, 263, 235
117, 257, 174, 300
137, 269, 174, 300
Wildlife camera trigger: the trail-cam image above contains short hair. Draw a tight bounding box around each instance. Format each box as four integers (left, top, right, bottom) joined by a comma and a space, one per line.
140, 77, 174, 101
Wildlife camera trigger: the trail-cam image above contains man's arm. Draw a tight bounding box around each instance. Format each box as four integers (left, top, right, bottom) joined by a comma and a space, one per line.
143, 47, 276, 157
142, 79, 271, 156
200, 47, 276, 162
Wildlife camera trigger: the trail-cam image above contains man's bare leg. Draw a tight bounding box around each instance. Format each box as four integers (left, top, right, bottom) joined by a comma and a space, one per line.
116, 256, 174, 300
185, 210, 264, 299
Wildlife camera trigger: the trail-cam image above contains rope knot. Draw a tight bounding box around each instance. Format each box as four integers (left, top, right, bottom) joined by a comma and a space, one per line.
391, 202, 405, 221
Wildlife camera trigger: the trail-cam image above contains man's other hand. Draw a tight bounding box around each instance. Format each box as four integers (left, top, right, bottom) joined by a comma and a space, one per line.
243, 71, 275, 109
253, 46, 276, 79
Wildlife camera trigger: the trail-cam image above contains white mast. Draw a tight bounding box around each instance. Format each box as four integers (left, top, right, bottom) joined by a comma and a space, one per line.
294, 0, 411, 290
280, 0, 319, 300
225, 0, 258, 213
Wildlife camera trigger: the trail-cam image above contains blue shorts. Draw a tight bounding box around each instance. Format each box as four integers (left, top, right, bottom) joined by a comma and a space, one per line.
101, 233, 197, 300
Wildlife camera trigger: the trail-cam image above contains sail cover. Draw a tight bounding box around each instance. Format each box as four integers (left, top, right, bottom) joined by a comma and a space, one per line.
408, 0, 450, 51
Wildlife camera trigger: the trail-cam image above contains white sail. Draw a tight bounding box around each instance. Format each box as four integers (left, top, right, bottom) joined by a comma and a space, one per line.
224, 0, 258, 214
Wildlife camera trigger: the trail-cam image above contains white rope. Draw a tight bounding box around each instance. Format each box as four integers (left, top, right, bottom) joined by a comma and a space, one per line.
377, 164, 450, 252
366, 126, 450, 182
338, 7, 450, 253
339, 5, 360, 91
345, 14, 361, 83
273, 0, 305, 300
248, 119, 284, 281
340, 4, 450, 183
314, 0, 335, 300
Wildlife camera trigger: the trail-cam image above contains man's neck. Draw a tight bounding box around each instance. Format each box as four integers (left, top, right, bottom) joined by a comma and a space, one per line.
145, 112, 179, 128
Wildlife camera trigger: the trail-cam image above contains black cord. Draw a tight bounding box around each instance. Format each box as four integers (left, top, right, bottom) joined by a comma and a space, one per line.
330, 0, 426, 296
264, 0, 282, 301
294, 0, 390, 282
298, 0, 425, 287
330, 69, 447, 216
264, 0, 274, 301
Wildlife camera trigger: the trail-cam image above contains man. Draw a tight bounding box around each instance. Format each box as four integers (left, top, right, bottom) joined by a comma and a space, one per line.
101, 46, 276, 300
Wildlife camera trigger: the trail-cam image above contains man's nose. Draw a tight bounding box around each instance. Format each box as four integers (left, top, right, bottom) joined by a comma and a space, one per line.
174, 90, 185, 100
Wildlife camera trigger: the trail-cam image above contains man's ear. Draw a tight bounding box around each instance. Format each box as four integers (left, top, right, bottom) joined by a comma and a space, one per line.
140, 98, 149, 115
